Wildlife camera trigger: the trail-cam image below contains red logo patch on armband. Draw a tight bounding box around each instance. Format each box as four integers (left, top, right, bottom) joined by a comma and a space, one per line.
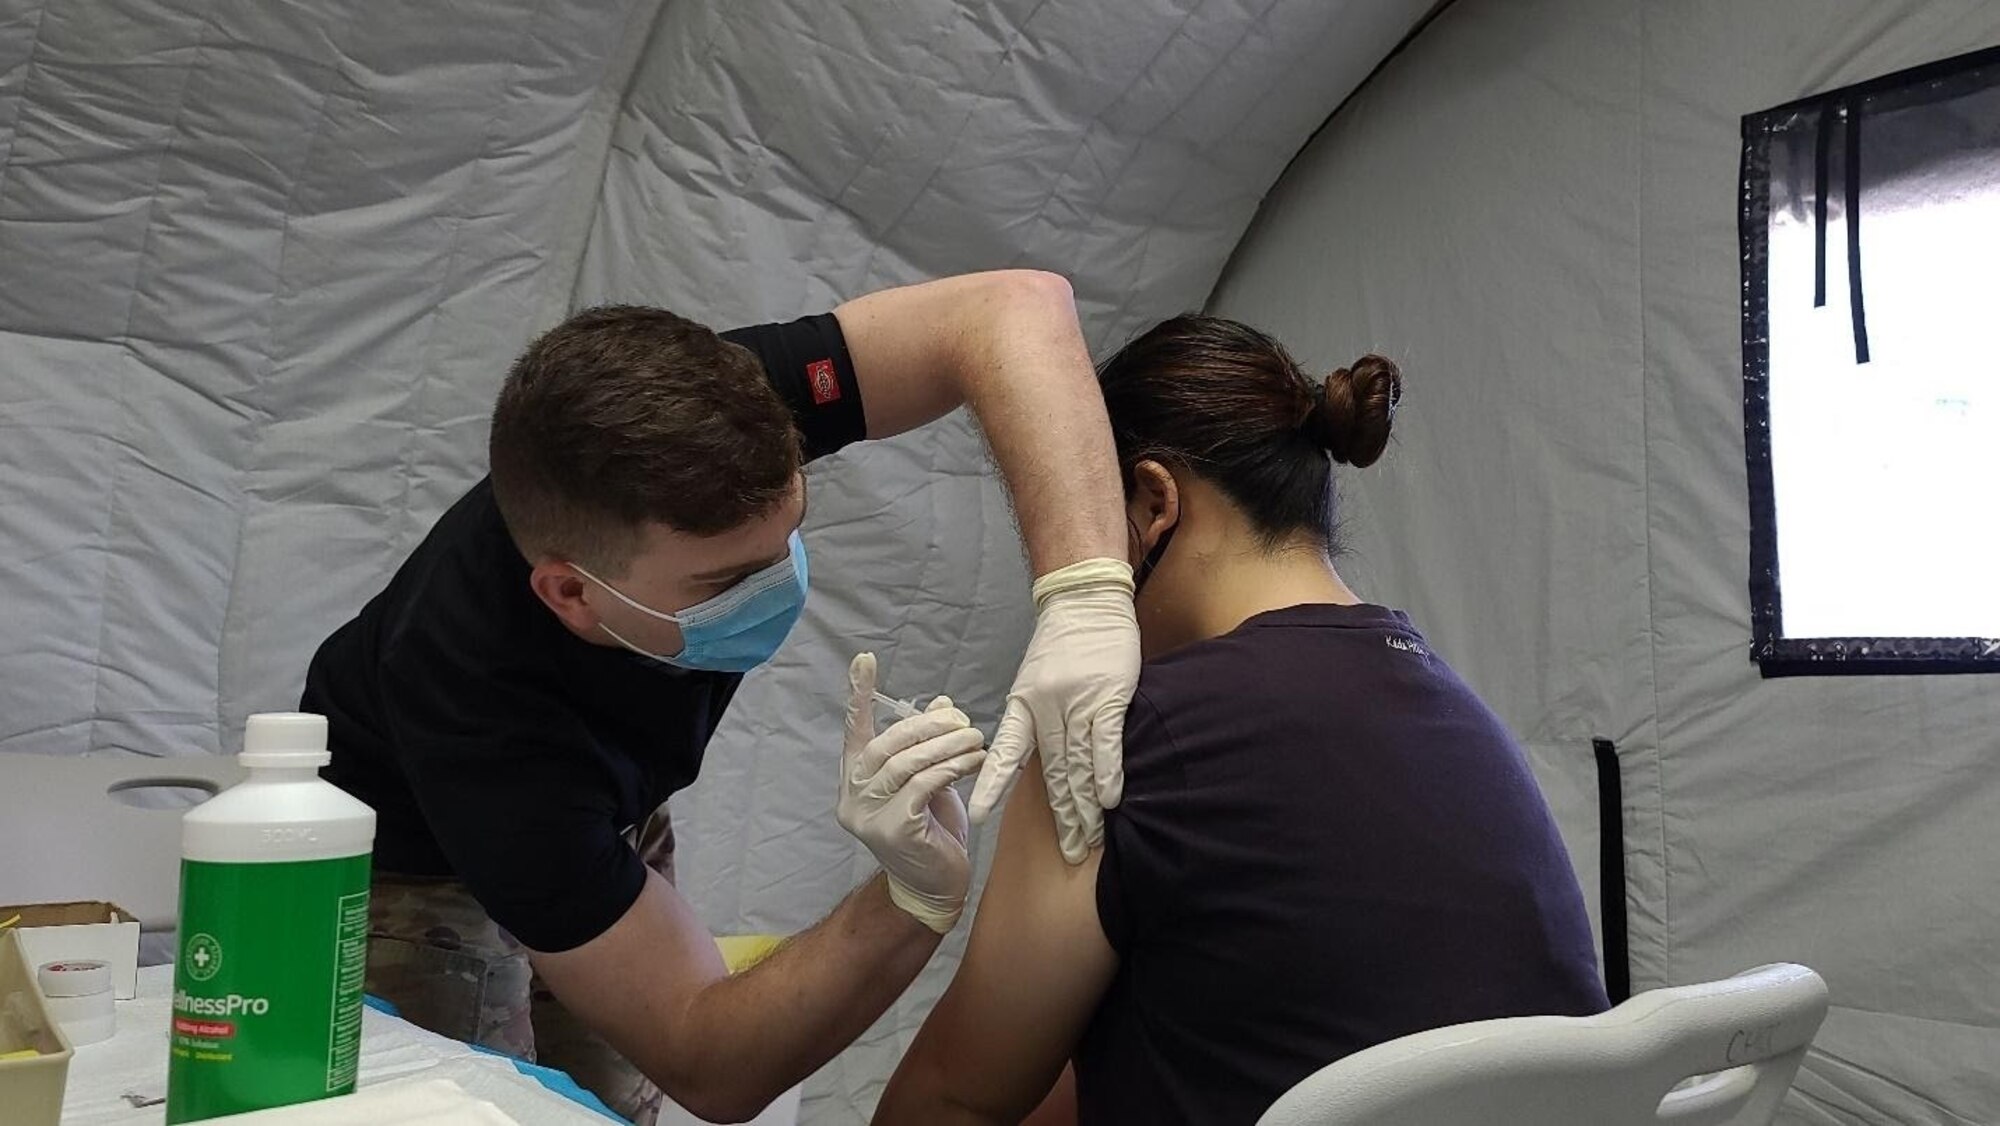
806, 358, 841, 405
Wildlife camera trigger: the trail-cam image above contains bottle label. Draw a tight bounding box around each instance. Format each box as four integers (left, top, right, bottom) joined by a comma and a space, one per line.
165, 854, 371, 1123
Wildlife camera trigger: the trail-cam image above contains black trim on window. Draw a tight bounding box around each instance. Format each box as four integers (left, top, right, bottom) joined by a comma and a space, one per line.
1739, 43, 2000, 678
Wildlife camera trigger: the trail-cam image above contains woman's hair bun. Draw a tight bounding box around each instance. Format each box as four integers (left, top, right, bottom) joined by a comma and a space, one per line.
1307, 354, 1402, 467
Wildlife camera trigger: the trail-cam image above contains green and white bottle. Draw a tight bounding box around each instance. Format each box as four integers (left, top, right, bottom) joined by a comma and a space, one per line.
166, 712, 375, 1123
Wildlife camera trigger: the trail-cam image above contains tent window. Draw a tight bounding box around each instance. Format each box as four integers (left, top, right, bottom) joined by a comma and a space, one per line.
1739, 45, 2000, 677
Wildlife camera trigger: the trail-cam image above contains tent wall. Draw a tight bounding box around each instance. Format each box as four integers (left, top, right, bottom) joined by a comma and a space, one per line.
0, 0, 659, 759
1208, 2, 2000, 1121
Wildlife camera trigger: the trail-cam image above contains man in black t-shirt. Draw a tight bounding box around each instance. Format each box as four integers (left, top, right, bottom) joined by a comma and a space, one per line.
298, 271, 1141, 1123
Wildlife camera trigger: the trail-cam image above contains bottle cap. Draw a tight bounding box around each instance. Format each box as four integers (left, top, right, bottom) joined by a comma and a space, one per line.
241, 712, 332, 768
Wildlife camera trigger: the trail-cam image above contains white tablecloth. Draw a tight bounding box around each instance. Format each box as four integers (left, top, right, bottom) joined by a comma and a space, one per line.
59, 966, 614, 1125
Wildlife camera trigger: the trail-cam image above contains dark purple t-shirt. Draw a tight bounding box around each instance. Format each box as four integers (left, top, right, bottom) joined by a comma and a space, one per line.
1077, 603, 1608, 1126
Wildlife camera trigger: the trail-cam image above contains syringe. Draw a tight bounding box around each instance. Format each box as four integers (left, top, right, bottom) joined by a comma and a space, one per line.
872, 691, 922, 720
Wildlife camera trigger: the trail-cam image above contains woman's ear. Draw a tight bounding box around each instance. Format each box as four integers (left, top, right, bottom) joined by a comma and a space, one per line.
1128, 459, 1181, 551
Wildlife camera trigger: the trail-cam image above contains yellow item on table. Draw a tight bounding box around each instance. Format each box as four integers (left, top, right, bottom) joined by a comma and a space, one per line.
714, 935, 783, 974
0, 915, 20, 929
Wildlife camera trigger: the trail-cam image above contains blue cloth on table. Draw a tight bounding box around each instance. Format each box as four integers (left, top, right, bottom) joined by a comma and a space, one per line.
362, 994, 629, 1123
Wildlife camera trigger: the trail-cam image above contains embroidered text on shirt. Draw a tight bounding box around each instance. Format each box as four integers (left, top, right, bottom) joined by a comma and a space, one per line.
1386, 635, 1429, 659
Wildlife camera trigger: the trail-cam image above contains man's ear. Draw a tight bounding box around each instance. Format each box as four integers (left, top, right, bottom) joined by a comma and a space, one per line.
530, 561, 599, 635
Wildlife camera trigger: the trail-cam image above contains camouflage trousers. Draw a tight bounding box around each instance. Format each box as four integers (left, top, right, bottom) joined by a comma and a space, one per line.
365, 803, 676, 1126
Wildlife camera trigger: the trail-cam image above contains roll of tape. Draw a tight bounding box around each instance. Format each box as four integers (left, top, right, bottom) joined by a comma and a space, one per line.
39, 959, 117, 1045
38, 959, 112, 999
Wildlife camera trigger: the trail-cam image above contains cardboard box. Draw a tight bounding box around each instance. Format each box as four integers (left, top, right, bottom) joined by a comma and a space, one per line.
0, 901, 142, 1001
0, 928, 74, 1126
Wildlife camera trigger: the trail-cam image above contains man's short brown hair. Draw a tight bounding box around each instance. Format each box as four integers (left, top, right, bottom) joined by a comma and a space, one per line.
489, 305, 801, 571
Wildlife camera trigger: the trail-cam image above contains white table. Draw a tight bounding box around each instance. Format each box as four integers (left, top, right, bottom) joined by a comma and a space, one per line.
9, 753, 803, 1126
60, 966, 615, 1125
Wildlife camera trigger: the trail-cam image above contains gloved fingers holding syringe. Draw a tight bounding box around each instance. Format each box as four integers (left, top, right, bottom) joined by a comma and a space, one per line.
837, 652, 986, 933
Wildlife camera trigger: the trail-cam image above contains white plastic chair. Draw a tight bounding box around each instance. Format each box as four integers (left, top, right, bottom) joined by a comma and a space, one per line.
1257, 964, 1829, 1126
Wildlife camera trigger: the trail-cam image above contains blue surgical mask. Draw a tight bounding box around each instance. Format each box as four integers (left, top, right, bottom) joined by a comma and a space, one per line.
573, 533, 810, 673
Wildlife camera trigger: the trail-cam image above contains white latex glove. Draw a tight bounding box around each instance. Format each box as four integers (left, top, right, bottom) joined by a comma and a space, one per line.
969, 557, 1139, 864
837, 652, 986, 933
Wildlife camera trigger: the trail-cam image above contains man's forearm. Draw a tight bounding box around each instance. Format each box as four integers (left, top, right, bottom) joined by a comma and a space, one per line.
674, 875, 941, 1119
956, 273, 1126, 577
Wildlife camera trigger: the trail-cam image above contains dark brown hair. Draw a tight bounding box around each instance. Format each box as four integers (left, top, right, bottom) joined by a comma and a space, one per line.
488, 305, 801, 570
1097, 314, 1402, 550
